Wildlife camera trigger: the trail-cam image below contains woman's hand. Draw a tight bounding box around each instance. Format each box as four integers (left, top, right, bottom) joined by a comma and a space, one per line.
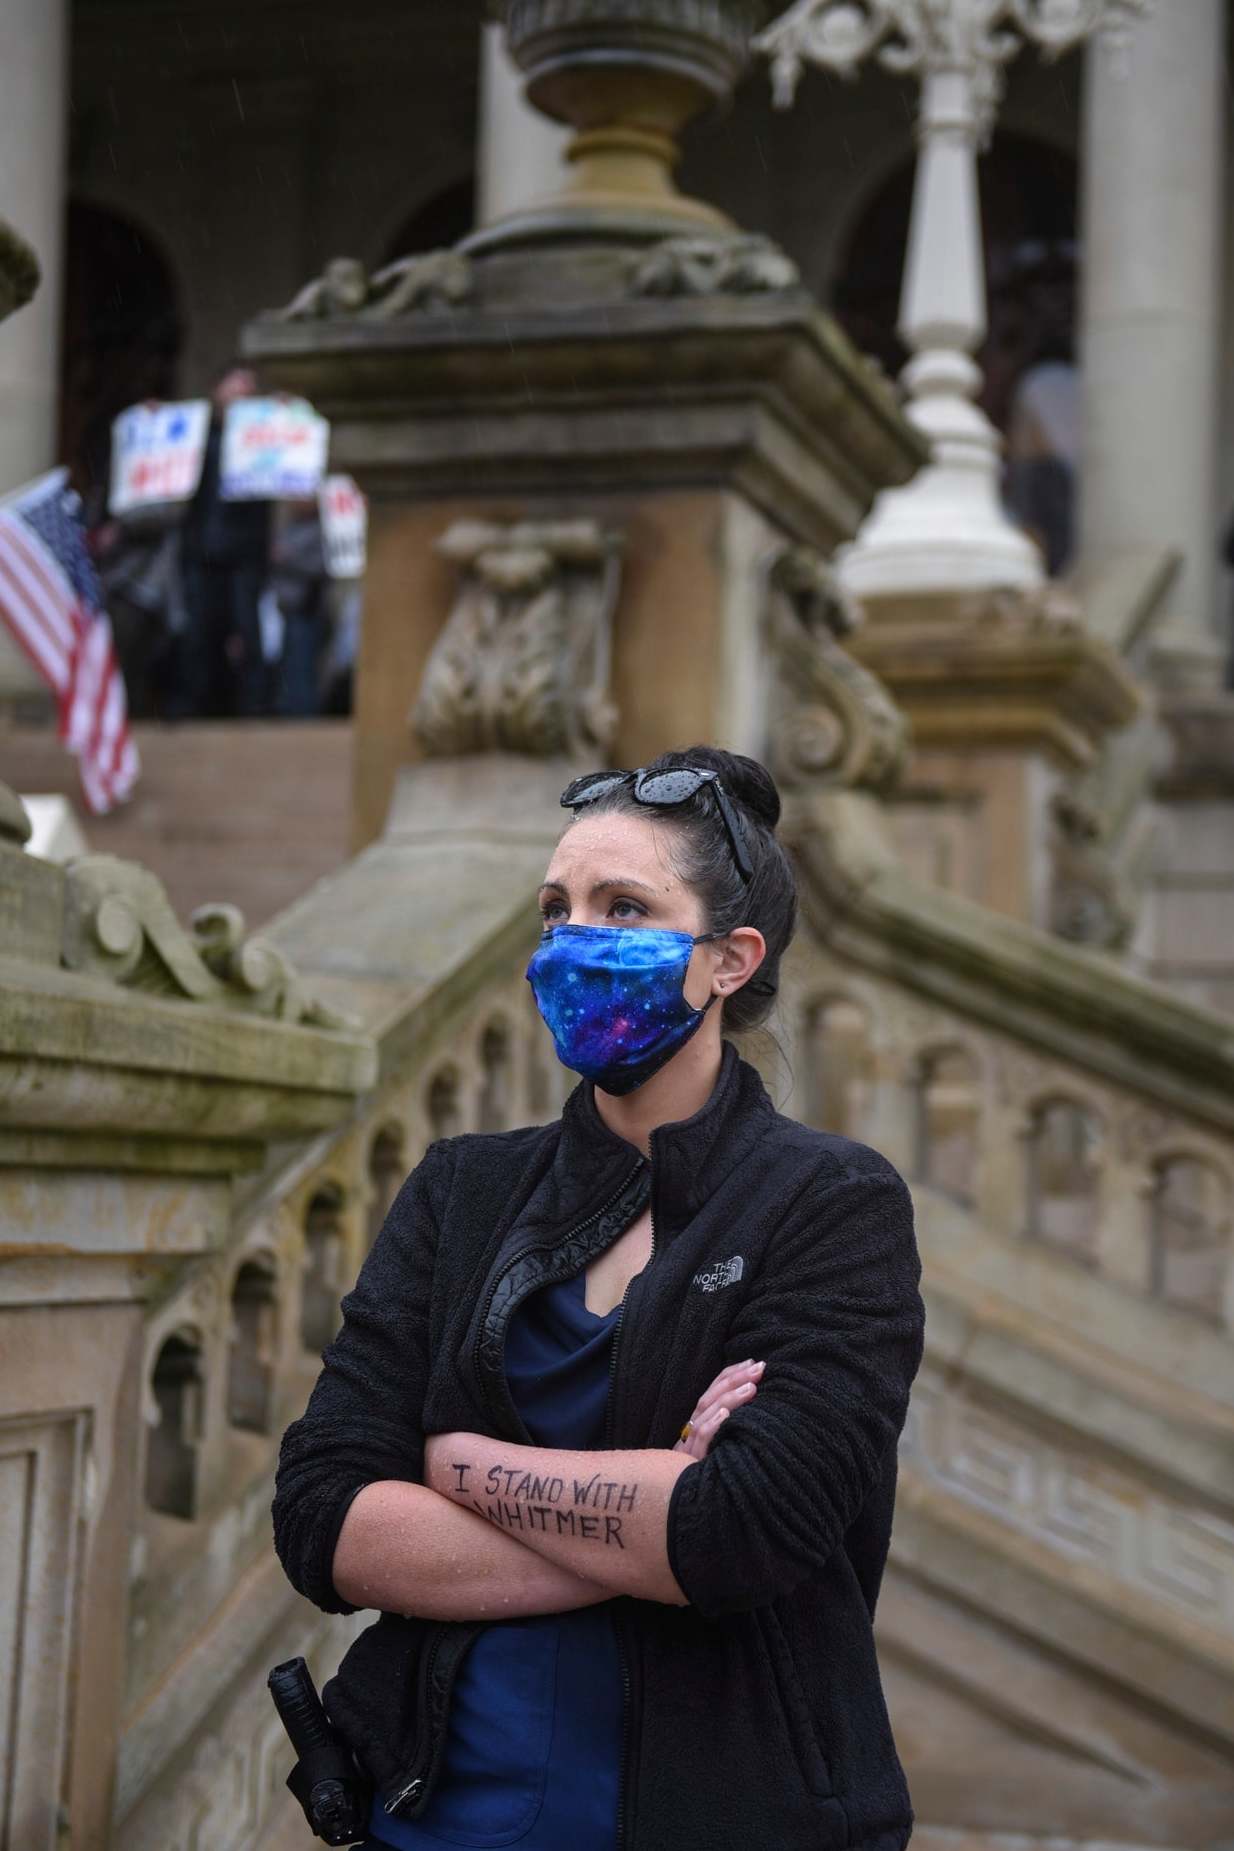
673, 1358, 764, 1461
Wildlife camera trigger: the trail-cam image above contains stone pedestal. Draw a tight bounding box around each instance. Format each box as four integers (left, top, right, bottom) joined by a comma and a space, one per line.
249, 257, 922, 845
0, 805, 374, 1850
247, 1, 921, 842
848, 587, 1141, 934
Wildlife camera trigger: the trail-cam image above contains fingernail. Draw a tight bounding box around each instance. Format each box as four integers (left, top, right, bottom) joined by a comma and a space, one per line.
738, 1383, 755, 1396
753, 1360, 766, 1373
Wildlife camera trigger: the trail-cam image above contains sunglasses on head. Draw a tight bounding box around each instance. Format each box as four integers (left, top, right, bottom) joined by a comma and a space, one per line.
559, 765, 755, 883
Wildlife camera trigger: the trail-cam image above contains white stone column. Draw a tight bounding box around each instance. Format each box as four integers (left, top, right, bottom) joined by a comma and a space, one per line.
0, 0, 67, 495
757, 0, 1144, 607
0, 0, 67, 699
838, 58, 1042, 600
1078, 0, 1226, 685
476, 22, 570, 228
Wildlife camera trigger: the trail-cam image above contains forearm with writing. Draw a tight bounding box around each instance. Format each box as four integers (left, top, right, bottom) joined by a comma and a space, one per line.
332, 1479, 614, 1621
426, 1434, 693, 1606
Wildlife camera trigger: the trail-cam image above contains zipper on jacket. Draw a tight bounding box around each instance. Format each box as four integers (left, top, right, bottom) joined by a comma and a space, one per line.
613, 1611, 634, 1851
602, 1183, 654, 1451
385, 1776, 423, 1814
383, 1624, 448, 1818
382, 1619, 485, 1821
471, 1160, 646, 1435
605, 1179, 656, 1849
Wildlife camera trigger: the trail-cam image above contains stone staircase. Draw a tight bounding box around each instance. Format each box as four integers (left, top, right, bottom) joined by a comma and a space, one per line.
86, 754, 1233, 1849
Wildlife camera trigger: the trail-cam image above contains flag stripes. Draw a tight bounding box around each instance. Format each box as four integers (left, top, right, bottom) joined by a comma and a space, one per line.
0, 469, 139, 814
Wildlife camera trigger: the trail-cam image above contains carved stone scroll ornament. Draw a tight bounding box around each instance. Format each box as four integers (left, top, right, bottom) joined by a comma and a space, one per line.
627, 233, 800, 298
413, 520, 623, 760
60, 856, 351, 1027
275, 249, 474, 321
757, 0, 1146, 148
765, 545, 909, 793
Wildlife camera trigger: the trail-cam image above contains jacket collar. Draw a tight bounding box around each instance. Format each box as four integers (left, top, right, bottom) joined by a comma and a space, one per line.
559, 1040, 774, 1244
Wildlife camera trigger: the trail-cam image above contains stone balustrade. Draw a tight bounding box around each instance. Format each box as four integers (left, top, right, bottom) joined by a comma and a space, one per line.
783, 964, 1234, 1336
116, 966, 564, 1848
778, 786, 1234, 1834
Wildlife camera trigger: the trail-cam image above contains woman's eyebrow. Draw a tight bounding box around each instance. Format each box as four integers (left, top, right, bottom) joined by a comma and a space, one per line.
537, 876, 659, 899
589, 877, 659, 898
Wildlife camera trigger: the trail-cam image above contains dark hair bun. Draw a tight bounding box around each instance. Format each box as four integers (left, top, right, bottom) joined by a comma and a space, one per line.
667, 746, 781, 832
575, 743, 797, 1032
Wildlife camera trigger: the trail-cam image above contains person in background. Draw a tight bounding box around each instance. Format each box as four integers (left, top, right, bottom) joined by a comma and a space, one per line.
268, 495, 330, 717
1003, 243, 1079, 578
321, 577, 361, 716
177, 365, 272, 718
91, 512, 188, 720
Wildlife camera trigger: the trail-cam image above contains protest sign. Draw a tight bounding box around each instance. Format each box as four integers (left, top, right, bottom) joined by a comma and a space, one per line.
110, 400, 211, 516
319, 474, 368, 578
220, 396, 329, 501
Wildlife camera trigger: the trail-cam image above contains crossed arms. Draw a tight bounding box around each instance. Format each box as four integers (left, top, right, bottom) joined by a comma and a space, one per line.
273, 1146, 924, 1625
332, 1360, 762, 1619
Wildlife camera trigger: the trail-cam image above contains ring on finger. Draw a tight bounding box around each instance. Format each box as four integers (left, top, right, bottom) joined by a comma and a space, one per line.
679, 1420, 693, 1442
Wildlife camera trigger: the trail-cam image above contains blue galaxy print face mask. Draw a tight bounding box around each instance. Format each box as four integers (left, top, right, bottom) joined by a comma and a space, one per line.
526, 923, 719, 1097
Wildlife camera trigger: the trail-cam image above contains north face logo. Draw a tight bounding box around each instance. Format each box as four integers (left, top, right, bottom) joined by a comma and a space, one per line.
692, 1255, 744, 1293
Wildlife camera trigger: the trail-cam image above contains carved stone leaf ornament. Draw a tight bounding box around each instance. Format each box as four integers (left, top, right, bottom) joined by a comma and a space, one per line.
275, 249, 474, 321
60, 855, 351, 1027
758, 0, 1146, 142
413, 519, 623, 760
628, 233, 800, 297
766, 545, 909, 792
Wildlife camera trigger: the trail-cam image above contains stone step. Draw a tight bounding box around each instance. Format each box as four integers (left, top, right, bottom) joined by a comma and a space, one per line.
2, 720, 354, 930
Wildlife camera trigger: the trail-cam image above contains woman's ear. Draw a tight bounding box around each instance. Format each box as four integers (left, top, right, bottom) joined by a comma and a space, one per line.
712, 926, 766, 997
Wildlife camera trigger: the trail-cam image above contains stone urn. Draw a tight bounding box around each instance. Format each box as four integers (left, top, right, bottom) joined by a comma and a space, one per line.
478, 0, 780, 245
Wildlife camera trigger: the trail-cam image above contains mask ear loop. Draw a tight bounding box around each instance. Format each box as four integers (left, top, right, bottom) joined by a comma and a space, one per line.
690, 930, 727, 1010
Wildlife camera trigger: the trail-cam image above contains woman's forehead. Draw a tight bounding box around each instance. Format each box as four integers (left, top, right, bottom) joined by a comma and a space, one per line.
543, 811, 682, 892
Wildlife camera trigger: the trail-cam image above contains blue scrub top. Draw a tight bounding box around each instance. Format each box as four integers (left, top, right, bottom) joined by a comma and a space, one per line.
367, 1270, 624, 1849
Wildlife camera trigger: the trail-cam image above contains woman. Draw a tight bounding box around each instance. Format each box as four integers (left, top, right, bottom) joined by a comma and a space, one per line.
273, 746, 925, 1851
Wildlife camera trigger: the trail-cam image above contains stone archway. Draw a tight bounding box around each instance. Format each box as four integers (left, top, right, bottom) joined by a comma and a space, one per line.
58, 198, 183, 509
380, 174, 476, 267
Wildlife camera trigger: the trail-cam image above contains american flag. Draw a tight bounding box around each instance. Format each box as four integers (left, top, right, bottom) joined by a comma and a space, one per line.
0, 468, 139, 814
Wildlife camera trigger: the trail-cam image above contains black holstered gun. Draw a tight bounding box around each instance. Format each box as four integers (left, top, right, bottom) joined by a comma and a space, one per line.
268, 1656, 371, 1845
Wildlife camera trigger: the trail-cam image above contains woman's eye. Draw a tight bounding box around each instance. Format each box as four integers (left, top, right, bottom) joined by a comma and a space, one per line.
540, 902, 566, 924
610, 899, 646, 921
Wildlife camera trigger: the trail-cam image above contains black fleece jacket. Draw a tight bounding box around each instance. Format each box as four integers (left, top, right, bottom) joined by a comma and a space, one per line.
273, 1043, 926, 1850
